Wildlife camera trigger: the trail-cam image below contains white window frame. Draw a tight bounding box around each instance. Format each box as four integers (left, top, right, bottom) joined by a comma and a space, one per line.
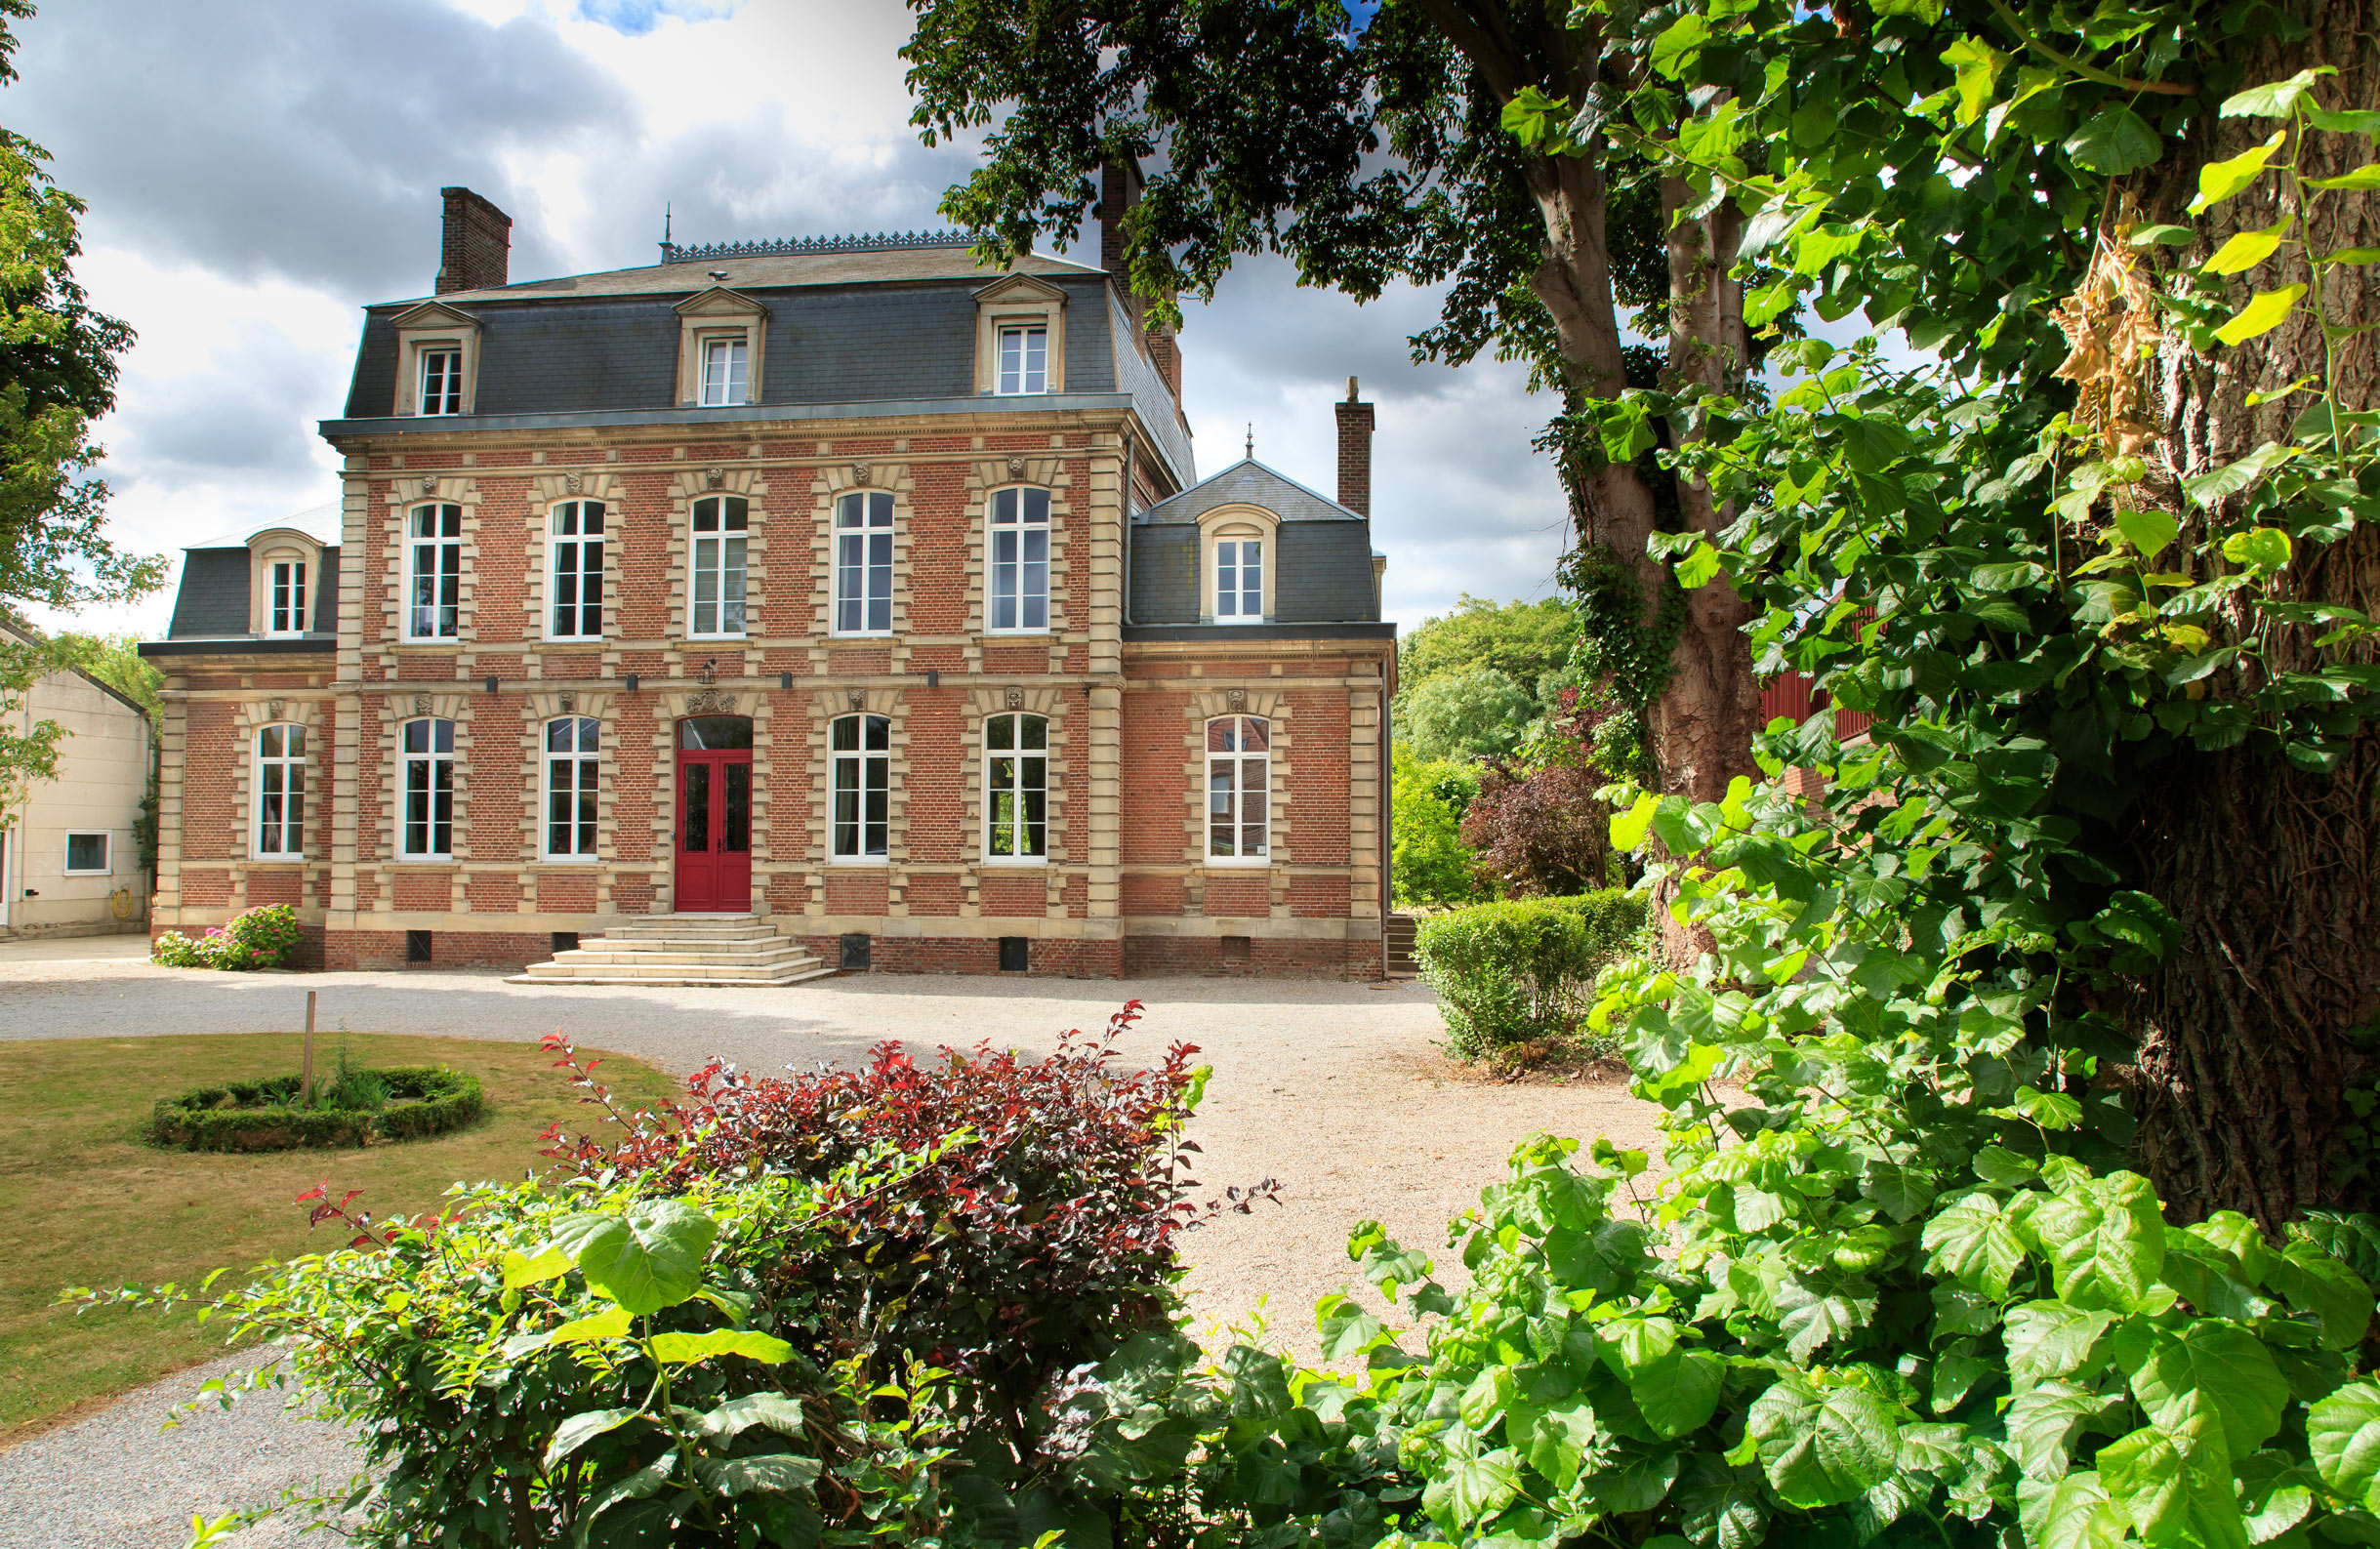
830, 713, 890, 862
254, 723, 307, 860
1214, 538, 1263, 623
996, 324, 1048, 395
546, 500, 605, 641
689, 496, 750, 639
987, 487, 1050, 633
1205, 714, 1270, 865
983, 712, 1048, 864
699, 337, 749, 406
267, 560, 308, 636
62, 831, 110, 876
543, 715, 600, 861
399, 717, 456, 861
417, 347, 464, 417
833, 491, 894, 636
405, 503, 463, 641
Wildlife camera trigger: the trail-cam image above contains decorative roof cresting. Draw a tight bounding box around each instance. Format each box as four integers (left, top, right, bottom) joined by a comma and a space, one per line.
659, 230, 983, 265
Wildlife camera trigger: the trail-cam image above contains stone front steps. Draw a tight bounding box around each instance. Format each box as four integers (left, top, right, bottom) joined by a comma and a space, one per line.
507, 914, 836, 988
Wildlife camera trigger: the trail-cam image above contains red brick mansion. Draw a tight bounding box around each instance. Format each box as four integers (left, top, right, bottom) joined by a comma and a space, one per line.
141, 182, 1397, 978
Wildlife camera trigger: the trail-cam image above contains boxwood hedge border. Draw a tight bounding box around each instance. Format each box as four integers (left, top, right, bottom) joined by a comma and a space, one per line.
147, 1067, 486, 1152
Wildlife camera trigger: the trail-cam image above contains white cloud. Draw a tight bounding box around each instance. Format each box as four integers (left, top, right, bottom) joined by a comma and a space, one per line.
8, 0, 1572, 642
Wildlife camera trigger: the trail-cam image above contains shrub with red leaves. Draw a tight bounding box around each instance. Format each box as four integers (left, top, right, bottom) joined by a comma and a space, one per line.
540, 1000, 1275, 1470
1461, 760, 1613, 895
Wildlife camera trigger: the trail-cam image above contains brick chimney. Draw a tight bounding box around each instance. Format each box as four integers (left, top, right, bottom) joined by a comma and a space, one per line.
1335, 376, 1375, 517
1099, 158, 1184, 399
435, 186, 512, 295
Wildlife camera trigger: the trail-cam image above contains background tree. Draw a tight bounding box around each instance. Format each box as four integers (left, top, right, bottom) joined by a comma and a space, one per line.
902, 0, 1770, 803
1397, 592, 1578, 706
1396, 666, 1537, 763
1389, 746, 1484, 908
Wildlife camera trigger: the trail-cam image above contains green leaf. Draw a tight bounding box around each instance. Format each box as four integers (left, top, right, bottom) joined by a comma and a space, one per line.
540, 1305, 634, 1349
2183, 440, 2296, 507
2018, 1472, 2128, 1549
695, 1452, 823, 1498
2203, 220, 2290, 276
2309, 1382, 2380, 1509
551, 1202, 719, 1318
2007, 1380, 2104, 1481
2066, 105, 2163, 176
698, 1393, 809, 1440
2192, 131, 2290, 212
543, 1406, 640, 1470
2322, 247, 2380, 265
648, 1328, 793, 1366
2130, 224, 2196, 247
2002, 1302, 2115, 1390
1649, 14, 1711, 79
503, 1246, 573, 1290
1601, 1316, 1680, 1379
1747, 1376, 1900, 1508
2222, 68, 2335, 119
1528, 1403, 1602, 1490
1425, 1448, 1522, 1527
2308, 104, 2380, 135
1611, 793, 1662, 853
2114, 509, 2181, 555
2222, 526, 2294, 573
1923, 1192, 2028, 1296
1634, 1350, 1725, 1440
584, 1447, 677, 1525
1942, 37, 2007, 126
2307, 165, 2380, 191
2132, 1323, 2288, 1458
2269, 1242, 2375, 1349
2215, 285, 2307, 347
1776, 1282, 1874, 1363
1676, 543, 1723, 590
1593, 1448, 1684, 1514
2012, 1085, 2084, 1130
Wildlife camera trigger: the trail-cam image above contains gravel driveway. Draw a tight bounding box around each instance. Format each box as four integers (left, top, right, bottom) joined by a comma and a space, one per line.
0, 954, 1661, 1546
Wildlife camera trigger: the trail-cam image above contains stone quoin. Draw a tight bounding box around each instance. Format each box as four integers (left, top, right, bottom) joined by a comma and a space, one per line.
140, 178, 1398, 978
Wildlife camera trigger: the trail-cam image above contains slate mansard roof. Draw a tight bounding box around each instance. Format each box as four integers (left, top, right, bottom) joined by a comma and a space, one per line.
1129, 459, 1387, 633
145, 504, 341, 654
326, 243, 1196, 485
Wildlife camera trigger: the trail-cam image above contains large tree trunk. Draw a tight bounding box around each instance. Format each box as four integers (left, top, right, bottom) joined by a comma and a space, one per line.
2121, 0, 2380, 1225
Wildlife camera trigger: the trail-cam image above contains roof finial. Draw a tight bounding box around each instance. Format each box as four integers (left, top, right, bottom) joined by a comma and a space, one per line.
659, 201, 674, 263
1245, 423, 1254, 460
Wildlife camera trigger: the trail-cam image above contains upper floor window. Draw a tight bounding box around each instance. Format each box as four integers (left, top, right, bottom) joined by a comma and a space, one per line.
700, 338, 749, 406
834, 491, 893, 635
831, 713, 889, 861
400, 717, 455, 860
267, 560, 308, 635
690, 496, 748, 638
548, 501, 605, 640
1215, 539, 1263, 622
1207, 714, 1269, 862
997, 325, 1047, 394
256, 723, 306, 859
545, 715, 599, 860
406, 504, 463, 640
988, 488, 1049, 632
418, 348, 463, 416
985, 712, 1047, 862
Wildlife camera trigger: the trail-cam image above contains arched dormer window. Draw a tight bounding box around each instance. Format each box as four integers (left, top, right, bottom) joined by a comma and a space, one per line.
245, 526, 323, 637
1195, 505, 1279, 625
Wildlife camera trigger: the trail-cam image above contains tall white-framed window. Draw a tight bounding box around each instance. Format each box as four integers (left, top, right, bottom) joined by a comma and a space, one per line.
834, 491, 894, 634
831, 713, 889, 861
690, 496, 749, 638
1215, 539, 1263, 622
417, 348, 463, 416
699, 338, 749, 406
984, 712, 1047, 862
255, 723, 307, 859
547, 500, 605, 640
400, 717, 455, 860
405, 503, 463, 640
1206, 714, 1269, 862
63, 832, 110, 876
267, 560, 308, 635
988, 487, 1050, 632
996, 325, 1047, 394
544, 715, 600, 860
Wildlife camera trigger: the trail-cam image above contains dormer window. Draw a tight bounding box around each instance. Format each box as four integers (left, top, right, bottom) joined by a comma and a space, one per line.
997, 326, 1047, 395
1196, 505, 1279, 625
267, 560, 308, 635
1215, 540, 1261, 620
700, 338, 748, 406
417, 348, 463, 416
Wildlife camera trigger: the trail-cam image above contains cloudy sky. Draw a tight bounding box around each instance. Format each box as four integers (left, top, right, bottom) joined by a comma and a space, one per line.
6, 0, 1571, 641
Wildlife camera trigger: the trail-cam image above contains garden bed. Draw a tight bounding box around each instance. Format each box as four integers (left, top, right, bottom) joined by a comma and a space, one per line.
148, 1067, 484, 1152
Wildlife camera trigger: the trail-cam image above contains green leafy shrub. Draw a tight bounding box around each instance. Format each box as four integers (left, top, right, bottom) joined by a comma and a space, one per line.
149, 905, 305, 971
1413, 890, 1646, 1057
147, 1066, 481, 1151
1392, 747, 1486, 909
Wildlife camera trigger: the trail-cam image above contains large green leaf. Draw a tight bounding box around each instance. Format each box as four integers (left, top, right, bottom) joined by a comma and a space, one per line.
2309, 1382, 2380, 1510
2002, 1302, 2115, 1390
1527, 1403, 1603, 1490
551, 1203, 720, 1318
698, 1394, 809, 1441
1633, 1350, 1724, 1440
543, 1406, 642, 1471
2131, 1324, 2287, 1458
694, 1452, 822, 1498
2215, 286, 2307, 348
2006, 1379, 2103, 1482
2065, 106, 2163, 175
1425, 1448, 1522, 1528
2018, 1472, 2129, 1549
1923, 1193, 2028, 1296
648, 1329, 793, 1366
2031, 1173, 2164, 1311
2191, 131, 2288, 211
2269, 1243, 2376, 1350
1747, 1376, 1900, 1508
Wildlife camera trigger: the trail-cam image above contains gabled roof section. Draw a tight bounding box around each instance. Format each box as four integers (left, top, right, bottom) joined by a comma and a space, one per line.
971, 272, 1070, 306
1135, 458, 1364, 526
389, 300, 480, 330
673, 284, 768, 318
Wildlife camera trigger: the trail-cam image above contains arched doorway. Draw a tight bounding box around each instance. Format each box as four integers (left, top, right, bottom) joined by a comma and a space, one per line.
675, 715, 752, 913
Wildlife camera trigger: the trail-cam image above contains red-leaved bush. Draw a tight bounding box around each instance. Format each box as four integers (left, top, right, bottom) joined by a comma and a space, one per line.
538, 1000, 1277, 1467
1461, 761, 1612, 895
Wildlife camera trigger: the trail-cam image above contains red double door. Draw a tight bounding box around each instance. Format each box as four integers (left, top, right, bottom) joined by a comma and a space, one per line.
675, 716, 752, 913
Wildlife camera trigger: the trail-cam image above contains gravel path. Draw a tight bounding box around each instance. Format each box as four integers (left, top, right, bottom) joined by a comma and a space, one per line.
0, 959, 1660, 1546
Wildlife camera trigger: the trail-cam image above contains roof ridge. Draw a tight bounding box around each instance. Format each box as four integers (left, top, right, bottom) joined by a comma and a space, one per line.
660, 231, 981, 264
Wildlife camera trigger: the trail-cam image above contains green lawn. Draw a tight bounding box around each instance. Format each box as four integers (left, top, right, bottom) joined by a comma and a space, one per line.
0, 1032, 682, 1446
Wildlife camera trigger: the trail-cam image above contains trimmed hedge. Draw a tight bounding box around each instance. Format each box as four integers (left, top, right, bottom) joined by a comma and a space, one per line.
148, 1067, 485, 1152
1413, 888, 1647, 1057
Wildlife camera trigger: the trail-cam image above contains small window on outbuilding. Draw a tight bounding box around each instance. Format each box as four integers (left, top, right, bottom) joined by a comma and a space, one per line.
63, 832, 109, 875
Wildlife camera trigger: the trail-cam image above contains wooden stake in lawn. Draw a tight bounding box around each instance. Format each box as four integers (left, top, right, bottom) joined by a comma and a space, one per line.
303, 991, 316, 1110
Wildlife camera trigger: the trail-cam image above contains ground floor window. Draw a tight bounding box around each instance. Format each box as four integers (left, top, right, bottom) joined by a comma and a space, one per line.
545, 716, 599, 858
63, 832, 110, 875
401, 718, 455, 859
832, 713, 889, 859
1207, 714, 1269, 861
985, 712, 1047, 860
